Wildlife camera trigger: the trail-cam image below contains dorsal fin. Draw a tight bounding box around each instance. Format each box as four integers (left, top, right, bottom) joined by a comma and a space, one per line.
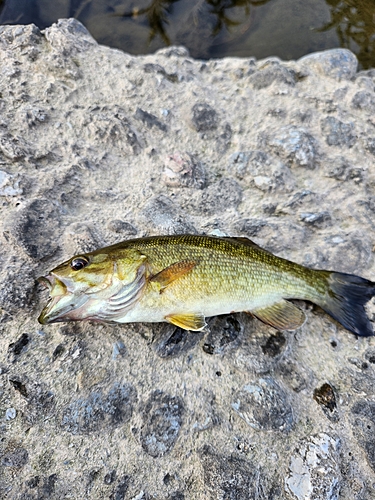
222, 236, 273, 255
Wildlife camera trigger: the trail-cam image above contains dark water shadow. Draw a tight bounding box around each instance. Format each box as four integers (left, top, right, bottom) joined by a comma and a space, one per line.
315, 0, 375, 70
0, 0, 374, 68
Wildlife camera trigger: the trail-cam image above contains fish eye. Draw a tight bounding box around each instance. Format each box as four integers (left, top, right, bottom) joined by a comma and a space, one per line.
70, 256, 90, 271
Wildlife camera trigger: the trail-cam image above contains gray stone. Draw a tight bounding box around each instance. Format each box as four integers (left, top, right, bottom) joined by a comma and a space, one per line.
232, 377, 294, 431
249, 62, 296, 89
0, 132, 32, 160
351, 400, 375, 471
320, 116, 356, 147
364, 137, 375, 156
0, 23, 42, 52
233, 218, 267, 237
44, 18, 97, 55
5, 408, 16, 420
324, 157, 363, 182
152, 324, 204, 358
109, 476, 130, 500
298, 49, 358, 80
268, 126, 318, 169
285, 434, 341, 500
217, 122, 232, 153
137, 391, 184, 457
203, 315, 243, 355
8, 333, 30, 362
228, 151, 251, 179
61, 383, 136, 434
300, 211, 331, 227
1, 447, 29, 467
191, 102, 219, 132
0, 170, 23, 196
351, 90, 375, 112
135, 107, 167, 132
199, 446, 280, 500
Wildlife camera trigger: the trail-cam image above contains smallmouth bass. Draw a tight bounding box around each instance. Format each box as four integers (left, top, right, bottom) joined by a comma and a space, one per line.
38, 234, 375, 336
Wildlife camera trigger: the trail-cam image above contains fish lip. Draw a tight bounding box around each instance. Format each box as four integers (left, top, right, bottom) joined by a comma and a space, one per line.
37, 274, 84, 325
37, 275, 55, 292
38, 294, 88, 324
38, 297, 72, 324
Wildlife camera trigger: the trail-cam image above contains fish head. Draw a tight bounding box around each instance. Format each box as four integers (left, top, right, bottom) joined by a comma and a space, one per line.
38, 248, 147, 324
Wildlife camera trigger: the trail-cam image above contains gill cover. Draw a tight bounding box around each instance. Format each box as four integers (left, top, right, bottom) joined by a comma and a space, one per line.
38, 249, 148, 324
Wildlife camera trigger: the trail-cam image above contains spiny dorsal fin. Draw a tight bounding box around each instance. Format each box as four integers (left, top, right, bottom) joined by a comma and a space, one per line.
150, 260, 197, 290
251, 300, 306, 331
222, 236, 273, 255
165, 313, 206, 331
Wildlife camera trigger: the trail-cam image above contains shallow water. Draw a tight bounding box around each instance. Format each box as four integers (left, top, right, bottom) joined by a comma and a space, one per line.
0, 0, 374, 68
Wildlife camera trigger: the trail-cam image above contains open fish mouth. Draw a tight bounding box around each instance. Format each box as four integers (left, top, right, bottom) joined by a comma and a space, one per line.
38, 275, 55, 292
37, 274, 86, 325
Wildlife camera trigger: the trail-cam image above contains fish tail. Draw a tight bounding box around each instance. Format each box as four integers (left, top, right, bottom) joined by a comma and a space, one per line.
315, 271, 375, 337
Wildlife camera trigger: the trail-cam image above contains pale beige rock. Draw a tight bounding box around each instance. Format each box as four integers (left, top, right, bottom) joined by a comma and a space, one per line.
0, 18, 375, 500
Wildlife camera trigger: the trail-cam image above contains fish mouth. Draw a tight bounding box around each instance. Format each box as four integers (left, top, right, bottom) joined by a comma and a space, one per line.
37, 274, 87, 325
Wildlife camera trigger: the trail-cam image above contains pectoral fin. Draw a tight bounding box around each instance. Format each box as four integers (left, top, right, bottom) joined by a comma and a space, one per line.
166, 313, 206, 331
251, 300, 305, 331
151, 260, 197, 290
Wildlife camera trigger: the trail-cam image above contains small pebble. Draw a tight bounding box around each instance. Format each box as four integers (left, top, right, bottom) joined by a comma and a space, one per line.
5, 408, 16, 420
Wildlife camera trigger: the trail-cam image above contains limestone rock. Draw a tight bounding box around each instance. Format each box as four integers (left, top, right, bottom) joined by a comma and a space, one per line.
0, 18, 374, 499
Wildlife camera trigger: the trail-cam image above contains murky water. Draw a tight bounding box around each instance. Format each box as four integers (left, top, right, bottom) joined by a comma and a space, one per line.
0, 0, 374, 69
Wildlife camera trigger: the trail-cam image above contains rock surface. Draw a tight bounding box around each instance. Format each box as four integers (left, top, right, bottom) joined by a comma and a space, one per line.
0, 18, 375, 499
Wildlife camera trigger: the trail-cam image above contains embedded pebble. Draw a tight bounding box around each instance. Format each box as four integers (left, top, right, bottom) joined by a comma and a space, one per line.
5, 408, 16, 420
0, 170, 23, 196
191, 102, 219, 132
152, 323, 204, 358
320, 116, 356, 147
232, 377, 294, 431
203, 315, 243, 355
285, 434, 341, 500
163, 152, 206, 189
199, 445, 278, 499
351, 400, 375, 471
61, 383, 136, 434
136, 391, 184, 457
298, 49, 358, 80
1, 447, 29, 467
267, 126, 318, 169
249, 62, 296, 89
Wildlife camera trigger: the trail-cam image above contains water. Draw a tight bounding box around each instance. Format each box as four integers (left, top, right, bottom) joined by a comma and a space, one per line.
0, 0, 374, 69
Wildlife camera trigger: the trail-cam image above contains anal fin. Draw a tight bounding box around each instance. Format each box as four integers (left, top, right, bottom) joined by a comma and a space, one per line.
166, 313, 206, 331
251, 300, 305, 331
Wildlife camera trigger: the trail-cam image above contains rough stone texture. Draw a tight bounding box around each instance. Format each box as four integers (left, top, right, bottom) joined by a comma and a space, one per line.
0, 18, 375, 499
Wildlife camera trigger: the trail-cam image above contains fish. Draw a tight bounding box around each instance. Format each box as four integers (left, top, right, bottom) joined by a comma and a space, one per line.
38, 234, 375, 336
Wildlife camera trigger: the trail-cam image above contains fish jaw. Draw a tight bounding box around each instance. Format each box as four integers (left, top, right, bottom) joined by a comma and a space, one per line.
37, 274, 89, 324
37, 263, 148, 324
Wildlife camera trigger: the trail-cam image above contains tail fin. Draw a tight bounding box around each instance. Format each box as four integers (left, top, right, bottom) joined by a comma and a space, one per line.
318, 272, 375, 337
